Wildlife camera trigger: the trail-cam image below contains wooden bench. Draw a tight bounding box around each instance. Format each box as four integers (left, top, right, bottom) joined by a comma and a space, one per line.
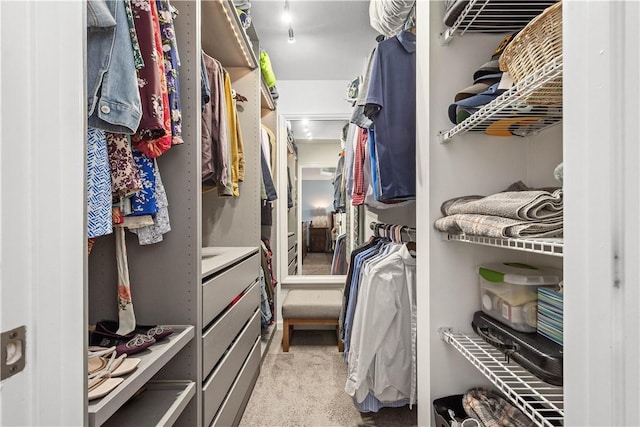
281, 289, 343, 352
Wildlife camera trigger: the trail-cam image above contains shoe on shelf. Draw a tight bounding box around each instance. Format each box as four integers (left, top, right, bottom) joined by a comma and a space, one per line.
88, 346, 140, 377
88, 370, 123, 401
96, 320, 175, 342
89, 329, 156, 356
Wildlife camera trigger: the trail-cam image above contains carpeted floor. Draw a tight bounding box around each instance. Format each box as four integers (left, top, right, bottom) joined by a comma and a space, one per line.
239, 329, 418, 427
301, 252, 334, 275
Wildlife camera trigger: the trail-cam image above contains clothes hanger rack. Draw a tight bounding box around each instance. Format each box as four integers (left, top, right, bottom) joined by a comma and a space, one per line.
369, 221, 416, 243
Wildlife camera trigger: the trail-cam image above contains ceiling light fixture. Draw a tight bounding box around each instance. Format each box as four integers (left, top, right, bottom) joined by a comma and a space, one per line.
288, 26, 295, 43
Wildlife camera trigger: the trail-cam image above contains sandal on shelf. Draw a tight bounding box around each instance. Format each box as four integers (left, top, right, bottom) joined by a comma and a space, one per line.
89, 329, 156, 356
88, 370, 123, 401
88, 346, 140, 377
96, 320, 174, 342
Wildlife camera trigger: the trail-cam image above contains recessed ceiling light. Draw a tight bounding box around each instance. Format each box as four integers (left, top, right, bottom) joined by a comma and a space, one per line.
302, 119, 309, 126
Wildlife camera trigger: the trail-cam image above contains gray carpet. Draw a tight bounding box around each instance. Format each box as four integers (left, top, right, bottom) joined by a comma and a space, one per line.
301, 253, 334, 275
239, 329, 417, 427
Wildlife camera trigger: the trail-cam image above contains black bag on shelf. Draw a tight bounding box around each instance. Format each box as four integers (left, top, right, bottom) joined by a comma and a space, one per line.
471, 311, 563, 386
433, 394, 479, 427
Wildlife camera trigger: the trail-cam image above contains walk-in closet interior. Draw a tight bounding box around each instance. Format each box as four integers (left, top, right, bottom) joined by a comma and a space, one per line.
1, 1, 639, 427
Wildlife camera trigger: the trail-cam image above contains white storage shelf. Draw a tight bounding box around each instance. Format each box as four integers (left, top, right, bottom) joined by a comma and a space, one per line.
440, 1, 560, 44
441, 329, 564, 427
88, 326, 195, 427
201, 247, 260, 279
201, 0, 257, 70
261, 77, 275, 111
440, 56, 563, 142
445, 233, 563, 257
101, 381, 195, 427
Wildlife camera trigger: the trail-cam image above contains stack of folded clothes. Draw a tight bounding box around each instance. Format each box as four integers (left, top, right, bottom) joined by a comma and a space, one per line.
434, 181, 563, 238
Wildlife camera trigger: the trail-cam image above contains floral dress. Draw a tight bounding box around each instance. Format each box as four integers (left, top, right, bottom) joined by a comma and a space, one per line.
156, 0, 183, 146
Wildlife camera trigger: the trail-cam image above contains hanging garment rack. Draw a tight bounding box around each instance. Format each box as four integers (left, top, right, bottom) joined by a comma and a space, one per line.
369, 221, 416, 243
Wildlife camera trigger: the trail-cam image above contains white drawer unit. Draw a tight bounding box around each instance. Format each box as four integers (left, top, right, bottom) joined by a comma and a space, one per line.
287, 246, 296, 266
201, 247, 261, 427
210, 338, 261, 427
288, 259, 297, 276
288, 232, 296, 251
202, 250, 259, 326
203, 311, 260, 426
203, 282, 260, 378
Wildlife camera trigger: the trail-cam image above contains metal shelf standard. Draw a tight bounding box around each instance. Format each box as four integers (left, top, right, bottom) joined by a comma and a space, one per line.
440, 329, 564, 427
445, 233, 563, 257
440, 56, 563, 142
440, 1, 559, 44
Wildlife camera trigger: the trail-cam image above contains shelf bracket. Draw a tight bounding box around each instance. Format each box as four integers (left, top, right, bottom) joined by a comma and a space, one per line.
439, 29, 454, 46
438, 131, 451, 144
438, 327, 452, 342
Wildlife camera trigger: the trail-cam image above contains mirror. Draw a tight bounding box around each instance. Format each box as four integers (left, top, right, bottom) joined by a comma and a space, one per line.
288, 119, 347, 275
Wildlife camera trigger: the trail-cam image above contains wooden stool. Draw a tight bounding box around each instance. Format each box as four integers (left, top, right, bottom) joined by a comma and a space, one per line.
281, 289, 343, 352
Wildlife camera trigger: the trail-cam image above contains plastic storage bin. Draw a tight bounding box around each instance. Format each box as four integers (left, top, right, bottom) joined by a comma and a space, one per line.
478, 262, 562, 332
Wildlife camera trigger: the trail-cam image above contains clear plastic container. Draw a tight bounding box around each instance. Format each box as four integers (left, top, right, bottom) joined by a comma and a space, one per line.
478, 262, 562, 332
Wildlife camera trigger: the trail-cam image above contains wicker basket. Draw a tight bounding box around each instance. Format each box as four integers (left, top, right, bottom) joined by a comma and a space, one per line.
499, 1, 562, 105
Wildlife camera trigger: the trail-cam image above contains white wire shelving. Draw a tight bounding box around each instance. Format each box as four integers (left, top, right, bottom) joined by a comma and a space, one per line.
440, 1, 560, 44
440, 329, 564, 427
445, 233, 563, 257
440, 56, 563, 142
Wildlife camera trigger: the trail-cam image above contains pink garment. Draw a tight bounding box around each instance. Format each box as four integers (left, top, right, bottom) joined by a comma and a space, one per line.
132, 0, 172, 158
352, 129, 368, 206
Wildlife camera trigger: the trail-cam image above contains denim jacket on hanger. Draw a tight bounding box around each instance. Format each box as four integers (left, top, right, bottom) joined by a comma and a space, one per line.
87, 0, 142, 134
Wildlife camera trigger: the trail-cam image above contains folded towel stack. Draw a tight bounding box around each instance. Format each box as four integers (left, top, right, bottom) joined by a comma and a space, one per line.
434, 181, 563, 238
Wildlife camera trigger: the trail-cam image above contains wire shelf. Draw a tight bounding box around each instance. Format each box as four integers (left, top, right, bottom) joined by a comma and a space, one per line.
440, 56, 563, 142
441, 329, 564, 427
441, 1, 560, 43
445, 233, 563, 257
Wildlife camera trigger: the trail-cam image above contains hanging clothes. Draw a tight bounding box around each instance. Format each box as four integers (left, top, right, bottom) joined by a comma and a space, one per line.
287, 166, 294, 209
333, 152, 346, 212
261, 147, 278, 202
130, 147, 158, 216
201, 53, 232, 195
115, 226, 136, 335
129, 159, 172, 244
365, 30, 416, 202
129, 0, 168, 146
351, 128, 368, 206
106, 132, 142, 198
223, 70, 242, 196
87, 0, 142, 135
341, 237, 417, 411
331, 233, 348, 275
155, 0, 184, 146
87, 128, 113, 239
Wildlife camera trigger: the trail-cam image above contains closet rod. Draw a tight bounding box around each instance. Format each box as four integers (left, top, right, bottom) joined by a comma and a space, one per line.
369, 221, 416, 242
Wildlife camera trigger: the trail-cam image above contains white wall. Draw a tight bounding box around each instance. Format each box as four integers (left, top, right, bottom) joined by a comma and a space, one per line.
277, 80, 353, 116
297, 140, 341, 166
301, 180, 334, 221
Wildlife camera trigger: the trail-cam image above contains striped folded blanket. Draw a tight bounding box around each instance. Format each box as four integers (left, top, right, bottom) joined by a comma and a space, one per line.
441, 189, 563, 221
434, 214, 563, 238
435, 182, 563, 238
